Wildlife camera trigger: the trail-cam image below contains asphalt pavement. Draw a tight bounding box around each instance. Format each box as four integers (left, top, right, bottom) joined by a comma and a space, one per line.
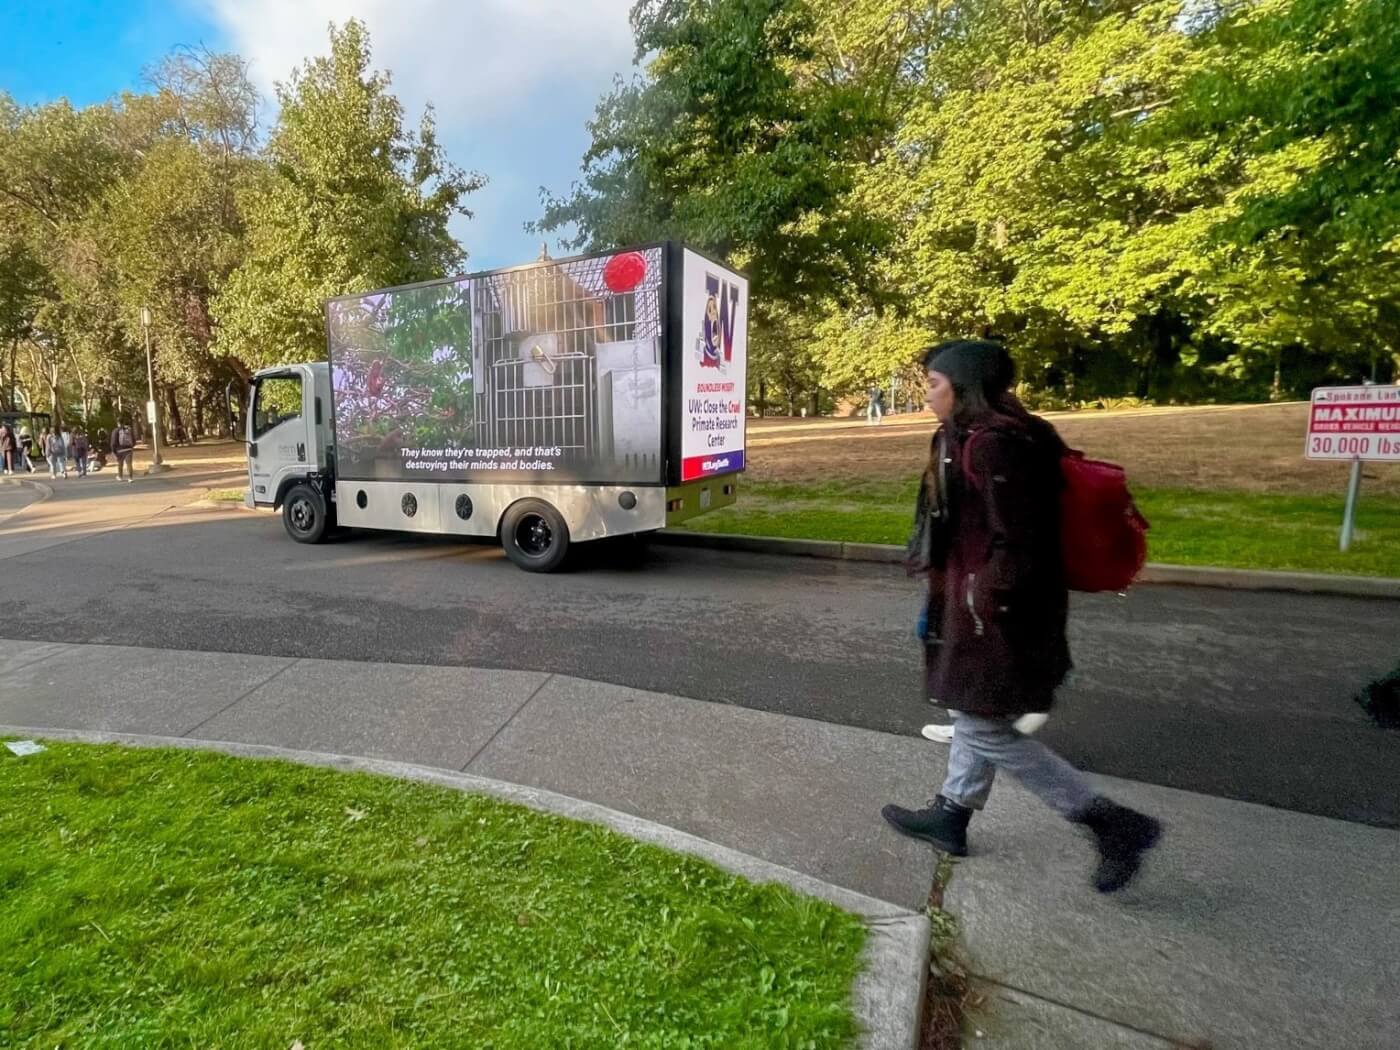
2, 476, 1398, 827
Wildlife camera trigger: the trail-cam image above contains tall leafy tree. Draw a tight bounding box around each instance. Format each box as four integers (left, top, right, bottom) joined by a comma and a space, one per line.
93, 49, 264, 434
0, 95, 131, 422
533, 0, 892, 312
213, 20, 484, 370
1167, 0, 1400, 386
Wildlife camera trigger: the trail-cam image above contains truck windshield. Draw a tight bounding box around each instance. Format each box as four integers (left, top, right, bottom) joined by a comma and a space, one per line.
253, 376, 302, 438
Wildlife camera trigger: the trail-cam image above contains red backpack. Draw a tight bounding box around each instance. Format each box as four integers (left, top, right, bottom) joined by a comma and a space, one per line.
962, 435, 1149, 593
1057, 450, 1149, 592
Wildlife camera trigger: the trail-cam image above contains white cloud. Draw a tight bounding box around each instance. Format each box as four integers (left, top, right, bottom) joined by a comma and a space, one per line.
205, 0, 636, 121
201, 0, 639, 266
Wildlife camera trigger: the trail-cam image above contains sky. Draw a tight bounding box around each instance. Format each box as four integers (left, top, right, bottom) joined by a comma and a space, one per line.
0, 0, 640, 270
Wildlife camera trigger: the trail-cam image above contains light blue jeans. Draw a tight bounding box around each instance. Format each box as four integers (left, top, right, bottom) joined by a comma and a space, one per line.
941, 712, 1097, 818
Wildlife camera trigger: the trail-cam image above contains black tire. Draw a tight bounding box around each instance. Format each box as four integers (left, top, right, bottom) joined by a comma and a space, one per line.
500, 499, 570, 572
282, 483, 330, 544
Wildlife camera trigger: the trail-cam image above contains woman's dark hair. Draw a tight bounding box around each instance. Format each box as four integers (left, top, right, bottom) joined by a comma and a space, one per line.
921, 339, 1020, 427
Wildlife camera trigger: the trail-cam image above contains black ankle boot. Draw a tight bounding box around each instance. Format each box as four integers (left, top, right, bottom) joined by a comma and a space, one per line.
1075, 797, 1162, 893
881, 795, 972, 856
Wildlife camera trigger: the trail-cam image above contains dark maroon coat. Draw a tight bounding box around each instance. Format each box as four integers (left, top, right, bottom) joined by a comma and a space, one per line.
919, 414, 1071, 717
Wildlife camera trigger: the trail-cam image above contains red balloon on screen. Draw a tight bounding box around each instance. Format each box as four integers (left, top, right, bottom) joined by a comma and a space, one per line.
602, 251, 647, 293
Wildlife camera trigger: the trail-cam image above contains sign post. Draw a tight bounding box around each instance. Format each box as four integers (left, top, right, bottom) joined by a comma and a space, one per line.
1305, 384, 1400, 551
1339, 457, 1363, 552
140, 306, 170, 474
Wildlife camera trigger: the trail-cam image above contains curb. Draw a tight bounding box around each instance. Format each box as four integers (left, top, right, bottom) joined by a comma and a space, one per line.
654, 530, 1400, 600
0, 476, 54, 522
1133, 562, 1400, 598
0, 725, 930, 1050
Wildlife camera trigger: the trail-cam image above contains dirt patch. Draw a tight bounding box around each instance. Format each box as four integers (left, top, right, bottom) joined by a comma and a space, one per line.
748, 403, 1400, 495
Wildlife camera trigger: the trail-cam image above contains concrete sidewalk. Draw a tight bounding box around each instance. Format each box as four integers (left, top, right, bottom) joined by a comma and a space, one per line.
2, 638, 1396, 1048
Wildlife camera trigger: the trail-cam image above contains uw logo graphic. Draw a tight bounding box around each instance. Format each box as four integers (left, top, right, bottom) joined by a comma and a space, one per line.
698, 273, 740, 371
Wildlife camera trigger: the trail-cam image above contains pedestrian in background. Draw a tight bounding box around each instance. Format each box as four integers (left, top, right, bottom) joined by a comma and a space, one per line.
866, 385, 885, 425
71, 427, 90, 477
0, 422, 15, 475
111, 421, 135, 483
883, 339, 1162, 894
45, 428, 68, 479
19, 426, 36, 472
93, 428, 108, 472
60, 425, 72, 471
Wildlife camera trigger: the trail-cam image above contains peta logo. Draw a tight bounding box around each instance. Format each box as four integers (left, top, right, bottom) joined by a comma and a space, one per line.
703, 457, 731, 472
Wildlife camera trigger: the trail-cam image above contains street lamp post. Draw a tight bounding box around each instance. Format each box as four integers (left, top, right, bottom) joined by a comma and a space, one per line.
140, 306, 170, 474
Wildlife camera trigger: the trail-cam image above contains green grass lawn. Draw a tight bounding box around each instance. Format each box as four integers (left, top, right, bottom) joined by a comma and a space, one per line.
205, 487, 246, 502
1, 742, 866, 1049
685, 481, 1400, 578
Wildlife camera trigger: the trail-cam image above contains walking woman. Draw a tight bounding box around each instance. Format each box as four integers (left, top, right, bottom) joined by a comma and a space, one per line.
45, 427, 68, 479
882, 340, 1162, 893
0, 422, 15, 474
19, 425, 36, 472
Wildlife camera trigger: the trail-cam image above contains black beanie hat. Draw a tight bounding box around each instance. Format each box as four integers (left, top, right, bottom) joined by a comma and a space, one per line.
923, 340, 1015, 398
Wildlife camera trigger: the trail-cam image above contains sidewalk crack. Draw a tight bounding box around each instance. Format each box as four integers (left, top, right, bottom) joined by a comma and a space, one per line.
461, 673, 555, 773
969, 974, 1196, 1047
180, 659, 301, 738
0, 641, 76, 677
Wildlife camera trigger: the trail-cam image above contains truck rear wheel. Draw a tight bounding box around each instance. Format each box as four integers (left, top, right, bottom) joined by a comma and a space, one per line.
500, 499, 570, 572
283, 483, 330, 544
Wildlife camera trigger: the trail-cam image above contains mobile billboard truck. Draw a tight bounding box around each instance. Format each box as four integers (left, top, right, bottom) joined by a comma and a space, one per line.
244, 244, 748, 571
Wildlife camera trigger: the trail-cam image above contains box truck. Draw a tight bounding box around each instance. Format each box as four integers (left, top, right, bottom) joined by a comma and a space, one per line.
243, 243, 749, 571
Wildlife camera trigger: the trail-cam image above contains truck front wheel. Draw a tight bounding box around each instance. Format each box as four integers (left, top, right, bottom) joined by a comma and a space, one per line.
283, 483, 330, 544
500, 499, 570, 572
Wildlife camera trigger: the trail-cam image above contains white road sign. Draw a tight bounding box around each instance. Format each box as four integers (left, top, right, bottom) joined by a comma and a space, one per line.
1305, 385, 1400, 462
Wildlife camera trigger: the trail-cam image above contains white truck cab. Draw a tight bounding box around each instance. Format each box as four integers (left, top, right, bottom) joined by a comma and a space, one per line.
245, 362, 336, 539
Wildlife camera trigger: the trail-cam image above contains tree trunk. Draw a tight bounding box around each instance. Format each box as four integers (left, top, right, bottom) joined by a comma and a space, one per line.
757, 379, 767, 417
4, 336, 15, 411
1271, 348, 1283, 402
165, 385, 187, 445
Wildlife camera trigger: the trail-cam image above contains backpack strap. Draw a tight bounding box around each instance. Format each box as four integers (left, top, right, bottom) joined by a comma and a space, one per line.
959, 430, 982, 490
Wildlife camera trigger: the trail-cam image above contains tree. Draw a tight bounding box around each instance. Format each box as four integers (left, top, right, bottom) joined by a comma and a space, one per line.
213, 20, 484, 371
847, 1, 1209, 395
533, 0, 893, 312
0, 95, 132, 423
91, 48, 265, 436
1165, 0, 1400, 386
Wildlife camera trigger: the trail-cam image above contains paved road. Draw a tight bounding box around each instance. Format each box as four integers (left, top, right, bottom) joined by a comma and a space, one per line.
0, 479, 43, 520
2, 483, 1397, 827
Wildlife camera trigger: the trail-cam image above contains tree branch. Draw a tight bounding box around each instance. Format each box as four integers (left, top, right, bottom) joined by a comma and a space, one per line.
0, 185, 62, 231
